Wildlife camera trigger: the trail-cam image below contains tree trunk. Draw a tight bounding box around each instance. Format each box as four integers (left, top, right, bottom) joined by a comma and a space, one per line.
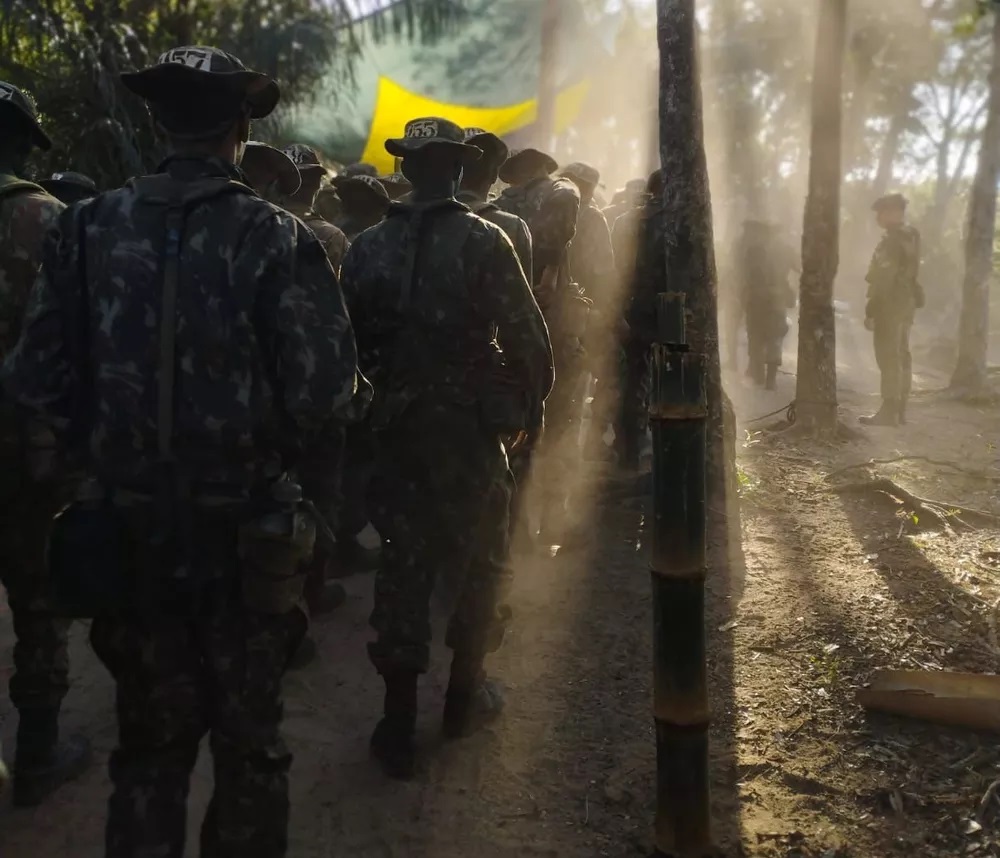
951, 10, 1000, 394
795, 0, 847, 432
657, 0, 729, 537
871, 108, 907, 199
654, 3, 725, 851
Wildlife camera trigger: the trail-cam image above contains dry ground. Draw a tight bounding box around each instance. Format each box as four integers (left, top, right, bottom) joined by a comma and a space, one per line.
2, 320, 1000, 856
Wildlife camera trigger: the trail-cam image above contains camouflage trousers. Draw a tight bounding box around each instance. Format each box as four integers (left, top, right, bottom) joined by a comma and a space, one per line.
746, 305, 789, 370
872, 314, 913, 403
90, 534, 306, 858
337, 422, 375, 540
368, 400, 512, 675
0, 499, 70, 712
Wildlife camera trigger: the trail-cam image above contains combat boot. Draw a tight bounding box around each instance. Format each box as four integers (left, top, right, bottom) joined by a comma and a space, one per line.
764, 363, 778, 391
13, 707, 91, 807
442, 653, 506, 739
859, 400, 899, 427
370, 670, 418, 780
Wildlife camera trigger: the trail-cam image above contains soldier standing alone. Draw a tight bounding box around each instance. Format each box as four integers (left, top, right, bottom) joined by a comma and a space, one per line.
340, 117, 552, 780
861, 193, 923, 427
2, 46, 359, 856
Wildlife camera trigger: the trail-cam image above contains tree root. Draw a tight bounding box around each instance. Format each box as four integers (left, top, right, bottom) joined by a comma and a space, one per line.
828, 477, 1000, 531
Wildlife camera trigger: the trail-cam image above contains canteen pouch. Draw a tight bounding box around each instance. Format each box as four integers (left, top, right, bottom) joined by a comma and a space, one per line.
238, 501, 316, 614
47, 492, 130, 618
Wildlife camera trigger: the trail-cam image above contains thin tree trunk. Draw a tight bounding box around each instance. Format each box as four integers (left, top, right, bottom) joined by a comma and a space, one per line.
871, 109, 906, 199
795, 0, 847, 432
951, 10, 1000, 393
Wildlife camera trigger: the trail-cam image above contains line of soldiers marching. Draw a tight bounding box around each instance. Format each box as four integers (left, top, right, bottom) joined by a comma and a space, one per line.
0, 45, 665, 857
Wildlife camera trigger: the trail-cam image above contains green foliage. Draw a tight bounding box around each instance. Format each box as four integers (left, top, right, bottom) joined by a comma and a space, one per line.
0, 0, 467, 186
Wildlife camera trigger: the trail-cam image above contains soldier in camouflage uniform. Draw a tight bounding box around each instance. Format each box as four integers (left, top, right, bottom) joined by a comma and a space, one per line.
239, 141, 301, 203
340, 117, 553, 779
560, 162, 620, 461
736, 219, 798, 390
861, 193, 923, 426
38, 171, 98, 205
603, 177, 648, 232
2, 47, 359, 856
281, 144, 350, 273
458, 128, 532, 274
0, 81, 92, 807
333, 172, 390, 240
611, 169, 664, 472
496, 148, 581, 543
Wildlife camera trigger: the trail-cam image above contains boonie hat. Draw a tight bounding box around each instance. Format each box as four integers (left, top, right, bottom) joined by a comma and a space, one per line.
385, 117, 481, 162
342, 162, 379, 179
38, 172, 98, 202
463, 127, 509, 165
498, 148, 559, 184
241, 142, 301, 196
120, 46, 279, 119
560, 161, 600, 188
378, 172, 412, 200
283, 143, 328, 176
0, 82, 51, 150
335, 174, 390, 211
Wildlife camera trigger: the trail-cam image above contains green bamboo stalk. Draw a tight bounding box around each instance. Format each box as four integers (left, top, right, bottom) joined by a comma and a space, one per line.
650, 290, 711, 856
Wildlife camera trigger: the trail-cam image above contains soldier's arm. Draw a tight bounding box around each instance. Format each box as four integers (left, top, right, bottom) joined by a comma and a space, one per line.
1, 205, 76, 423
514, 218, 533, 283
480, 228, 554, 406
251, 215, 358, 433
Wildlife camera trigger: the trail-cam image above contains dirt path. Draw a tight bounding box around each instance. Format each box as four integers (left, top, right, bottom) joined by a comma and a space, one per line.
3, 329, 1000, 856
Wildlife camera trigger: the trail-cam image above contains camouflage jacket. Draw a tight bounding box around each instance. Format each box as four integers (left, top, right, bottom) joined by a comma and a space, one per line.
339, 197, 553, 423
569, 203, 615, 311
0, 174, 64, 357
456, 189, 532, 277
866, 224, 921, 319
496, 176, 580, 286
334, 212, 383, 242
736, 232, 798, 315
285, 202, 350, 274
613, 199, 665, 347
0, 155, 359, 491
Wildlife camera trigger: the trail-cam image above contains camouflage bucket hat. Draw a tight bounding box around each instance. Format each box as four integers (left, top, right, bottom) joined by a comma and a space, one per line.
335, 174, 390, 210
560, 161, 601, 188
342, 162, 379, 179
283, 143, 328, 176
872, 192, 907, 212
0, 82, 51, 151
498, 147, 559, 184
384, 117, 482, 162
378, 172, 412, 200
120, 46, 280, 119
241, 142, 301, 196
39, 172, 98, 202
463, 127, 509, 165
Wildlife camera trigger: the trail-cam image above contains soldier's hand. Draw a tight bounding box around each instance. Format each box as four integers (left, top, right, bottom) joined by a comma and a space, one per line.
538, 266, 559, 299
507, 430, 529, 454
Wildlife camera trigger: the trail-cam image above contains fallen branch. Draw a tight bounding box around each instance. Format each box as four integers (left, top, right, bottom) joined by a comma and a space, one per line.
824, 455, 1000, 483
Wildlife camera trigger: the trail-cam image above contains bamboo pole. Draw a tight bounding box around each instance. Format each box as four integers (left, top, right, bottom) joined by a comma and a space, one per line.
649, 291, 712, 855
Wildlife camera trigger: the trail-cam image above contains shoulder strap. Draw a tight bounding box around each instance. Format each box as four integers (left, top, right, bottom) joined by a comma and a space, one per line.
158, 204, 183, 464
398, 209, 478, 312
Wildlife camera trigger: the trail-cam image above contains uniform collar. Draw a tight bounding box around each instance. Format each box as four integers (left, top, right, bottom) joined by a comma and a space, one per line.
158, 155, 247, 184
